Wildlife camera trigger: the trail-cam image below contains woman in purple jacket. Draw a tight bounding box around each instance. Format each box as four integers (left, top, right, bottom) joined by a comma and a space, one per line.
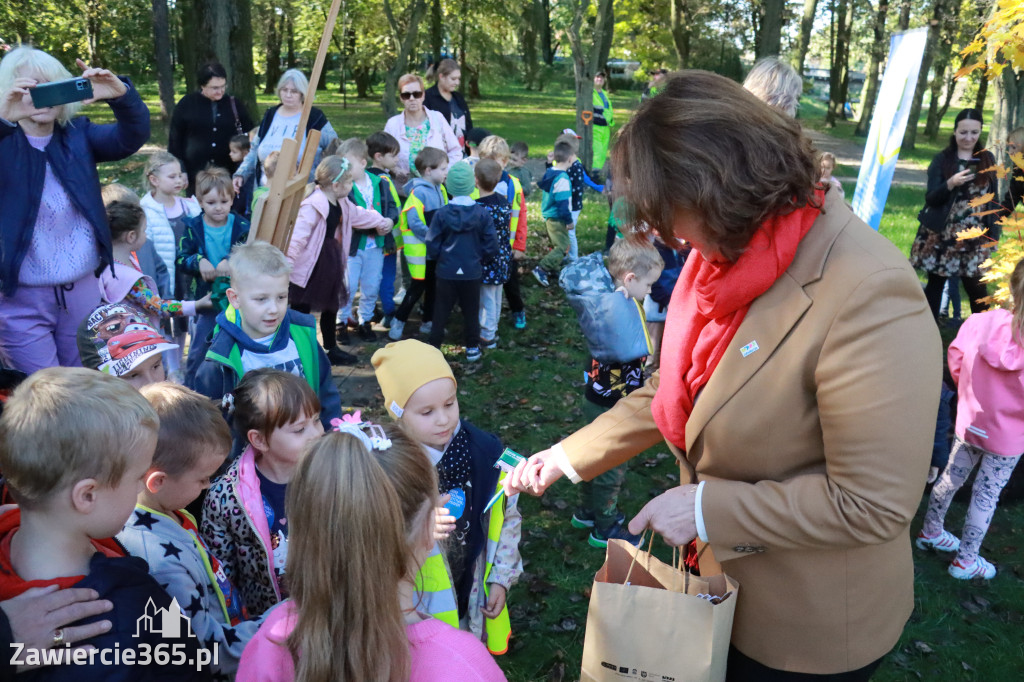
0, 46, 150, 373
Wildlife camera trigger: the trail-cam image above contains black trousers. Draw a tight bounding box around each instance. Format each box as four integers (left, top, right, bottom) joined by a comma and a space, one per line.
923, 272, 988, 319
290, 303, 338, 348
503, 262, 524, 314
726, 646, 884, 682
429, 277, 481, 348
395, 260, 436, 324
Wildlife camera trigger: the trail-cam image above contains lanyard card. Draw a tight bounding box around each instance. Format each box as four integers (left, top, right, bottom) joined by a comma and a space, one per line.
495, 447, 525, 473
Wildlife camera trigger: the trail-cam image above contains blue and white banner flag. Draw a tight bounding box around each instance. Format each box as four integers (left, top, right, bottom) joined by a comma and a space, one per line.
852, 28, 928, 231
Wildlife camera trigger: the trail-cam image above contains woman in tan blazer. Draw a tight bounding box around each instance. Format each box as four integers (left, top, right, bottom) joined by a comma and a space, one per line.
506, 71, 942, 680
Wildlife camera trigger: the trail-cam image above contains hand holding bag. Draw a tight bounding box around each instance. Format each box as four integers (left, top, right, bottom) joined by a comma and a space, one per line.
580, 538, 738, 682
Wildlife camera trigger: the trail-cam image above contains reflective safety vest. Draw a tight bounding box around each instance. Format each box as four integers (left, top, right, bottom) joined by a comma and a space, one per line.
378, 173, 403, 250
398, 186, 449, 279
413, 476, 513, 655
593, 89, 613, 128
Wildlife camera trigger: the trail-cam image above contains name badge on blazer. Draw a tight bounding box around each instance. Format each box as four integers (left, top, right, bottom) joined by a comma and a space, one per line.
740, 340, 759, 357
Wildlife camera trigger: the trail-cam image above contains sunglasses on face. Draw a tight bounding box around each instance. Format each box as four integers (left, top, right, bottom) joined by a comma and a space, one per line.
400, 90, 424, 100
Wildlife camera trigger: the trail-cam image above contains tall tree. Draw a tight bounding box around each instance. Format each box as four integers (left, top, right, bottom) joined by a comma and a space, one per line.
380, 0, 429, 117
566, 0, 615, 169
430, 0, 443, 64
540, 0, 554, 65
795, 0, 818, 76
522, 3, 540, 88
898, 0, 911, 29
825, 0, 853, 127
923, 0, 964, 139
151, 0, 176, 123
85, 0, 104, 66
755, 0, 786, 57
179, 0, 258, 115
263, 5, 284, 94
670, 0, 693, 69
855, 0, 890, 137
903, 0, 952, 151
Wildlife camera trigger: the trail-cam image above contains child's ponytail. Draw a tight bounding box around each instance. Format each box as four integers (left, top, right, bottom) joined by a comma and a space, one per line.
284, 424, 436, 682
1011, 258, 1024, 346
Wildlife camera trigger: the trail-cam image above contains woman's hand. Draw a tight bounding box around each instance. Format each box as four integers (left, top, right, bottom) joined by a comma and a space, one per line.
232, 176, 245, 195
0, 77, 45, 123
1, 585, 113, 670
947, 168, 975, 191
503, 448, 565, 497
376, 219, 394, 236
434, 494, 456, 540
76, 59, 127, 103
628, 484, 699, 547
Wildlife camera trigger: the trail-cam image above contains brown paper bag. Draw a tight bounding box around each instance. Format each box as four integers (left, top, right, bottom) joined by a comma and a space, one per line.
580, 539, 739, 682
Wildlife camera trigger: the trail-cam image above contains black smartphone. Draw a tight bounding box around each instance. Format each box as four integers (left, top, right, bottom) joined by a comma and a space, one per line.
30, 78, 93, 109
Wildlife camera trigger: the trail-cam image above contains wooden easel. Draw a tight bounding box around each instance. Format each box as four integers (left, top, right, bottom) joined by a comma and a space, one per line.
249, 0, 343, 252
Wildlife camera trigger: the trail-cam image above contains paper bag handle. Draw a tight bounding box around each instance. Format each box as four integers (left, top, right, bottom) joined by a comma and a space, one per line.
623, 532, 655, 586
623, 534, 707, 587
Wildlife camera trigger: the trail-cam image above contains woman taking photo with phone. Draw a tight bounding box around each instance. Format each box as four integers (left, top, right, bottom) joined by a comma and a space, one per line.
0, 45, 150, 374
911, 108, 999, 319
384, 73, 463, 188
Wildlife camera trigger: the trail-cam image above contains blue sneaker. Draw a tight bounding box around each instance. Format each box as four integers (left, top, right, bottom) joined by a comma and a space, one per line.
514, 311, 527, 329
532, 267, 550, 287
589, 516, 643, 549
571, 508, 595, 529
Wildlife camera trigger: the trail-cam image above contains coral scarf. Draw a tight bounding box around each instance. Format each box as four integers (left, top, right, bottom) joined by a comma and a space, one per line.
651, 193, 824, 449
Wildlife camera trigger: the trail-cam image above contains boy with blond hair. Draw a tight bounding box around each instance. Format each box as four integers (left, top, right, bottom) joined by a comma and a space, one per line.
193, 241, 341, 429
533, 140, 575, 287
0, 368, 207, 680
118, 383, 260, 678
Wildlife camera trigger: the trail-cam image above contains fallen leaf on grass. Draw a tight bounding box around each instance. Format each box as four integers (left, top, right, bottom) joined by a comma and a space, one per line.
961, 599, 983, 614
912, 640, 934, 654
532, 405, 544, 412
547, 662, 566, 682
962, 661, 974, 671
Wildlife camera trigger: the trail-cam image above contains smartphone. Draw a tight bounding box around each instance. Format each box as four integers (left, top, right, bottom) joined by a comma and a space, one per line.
30, 78, 93, 109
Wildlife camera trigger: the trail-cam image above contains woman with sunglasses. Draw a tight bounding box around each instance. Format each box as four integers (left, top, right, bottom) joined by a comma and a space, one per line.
384, 73, 463, 188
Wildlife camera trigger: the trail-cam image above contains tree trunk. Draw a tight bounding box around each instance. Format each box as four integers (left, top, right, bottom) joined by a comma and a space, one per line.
178, 0, 257, 117
756, 0, 787, 58
898, 0, 911, 29
85, 0, 104, 67
540, 0, 554, 65
381, 0, 429, 117
903, 0, 949, 152
855, 0, 889, 137
566, 0, 614, 170
430, 0, 443, 65
924, 0, 962, 139
992, 69, 1024, 194
287, 13, 297, 67
264, 8, 283, 94
795, 0, 818, 76
975, 71, 989, 111
825, 0, 852, 126
151, 0, 176, 123
670, 0, 692, 69
522, 3, 540, 88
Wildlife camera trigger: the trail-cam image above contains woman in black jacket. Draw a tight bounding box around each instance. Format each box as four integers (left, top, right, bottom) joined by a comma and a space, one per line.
168, 63, 253, 195
423, 59, 473, 148
910, 108, 999, 318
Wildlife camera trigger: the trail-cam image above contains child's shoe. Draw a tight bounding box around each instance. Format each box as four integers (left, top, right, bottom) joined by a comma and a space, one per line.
532, 267, 550, 287
357, 322, 377, 342
915, 529, 960, 553
326, 346, 358, 366
949, 556, 996, 580
381, 314, 394, 329
388, 319, 405, 341
465, 347, 482, 362
589, 516, 643, 549
571, 508, 595, 529
514, 311, 527, 329
335, 324, 351, 345
481, 336, 498, 350
419, 321, 433, 336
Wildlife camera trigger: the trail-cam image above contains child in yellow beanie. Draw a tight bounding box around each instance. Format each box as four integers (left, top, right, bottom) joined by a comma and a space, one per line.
371, 339, 522, 655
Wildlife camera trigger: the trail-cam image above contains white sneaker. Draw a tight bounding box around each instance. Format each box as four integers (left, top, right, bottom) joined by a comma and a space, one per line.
915, 529, 960, 553
388, 319, 405, 341
419, 321, 433, 336
949, 556, 996, 580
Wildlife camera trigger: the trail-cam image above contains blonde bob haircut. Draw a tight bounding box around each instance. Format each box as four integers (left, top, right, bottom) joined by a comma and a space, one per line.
228, 240, 293, 285
0, 367, 159, 508
611, 70, 820, 262
478, 135, 510, 164
0, 45, 81, 126
285, 424, 437, 681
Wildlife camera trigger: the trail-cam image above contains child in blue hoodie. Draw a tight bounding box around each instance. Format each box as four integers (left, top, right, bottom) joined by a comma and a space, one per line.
533, 139, 575, 287
192, 241, 341, 431
425, 161, 499, 361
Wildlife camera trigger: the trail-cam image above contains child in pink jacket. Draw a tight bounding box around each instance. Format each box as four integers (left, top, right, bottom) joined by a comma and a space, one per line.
286, 155, 392, 365
918, 258, 1024, 580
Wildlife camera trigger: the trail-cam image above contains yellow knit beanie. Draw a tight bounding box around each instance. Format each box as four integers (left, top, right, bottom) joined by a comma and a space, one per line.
371, 340, 456, 419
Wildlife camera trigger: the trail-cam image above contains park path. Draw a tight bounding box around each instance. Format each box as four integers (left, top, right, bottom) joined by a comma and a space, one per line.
804, 128, 927, 188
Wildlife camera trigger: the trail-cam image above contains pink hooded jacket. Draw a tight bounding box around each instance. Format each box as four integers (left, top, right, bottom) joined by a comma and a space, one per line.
286, 186, 391, 291
948, 308, 1024, 457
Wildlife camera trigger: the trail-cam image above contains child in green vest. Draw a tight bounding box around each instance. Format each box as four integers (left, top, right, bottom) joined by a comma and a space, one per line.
337, 138, 401, 342
372, 340, 522, 655
366, 131, 404, 329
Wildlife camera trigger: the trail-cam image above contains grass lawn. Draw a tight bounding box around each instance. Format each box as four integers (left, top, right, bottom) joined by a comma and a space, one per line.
92, 85, 1024, 680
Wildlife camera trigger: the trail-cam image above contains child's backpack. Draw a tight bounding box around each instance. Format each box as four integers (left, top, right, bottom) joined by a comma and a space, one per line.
559, 252, 651, 363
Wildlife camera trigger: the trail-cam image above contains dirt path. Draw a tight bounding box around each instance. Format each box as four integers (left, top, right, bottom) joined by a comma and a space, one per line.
804, 128, 927, 188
